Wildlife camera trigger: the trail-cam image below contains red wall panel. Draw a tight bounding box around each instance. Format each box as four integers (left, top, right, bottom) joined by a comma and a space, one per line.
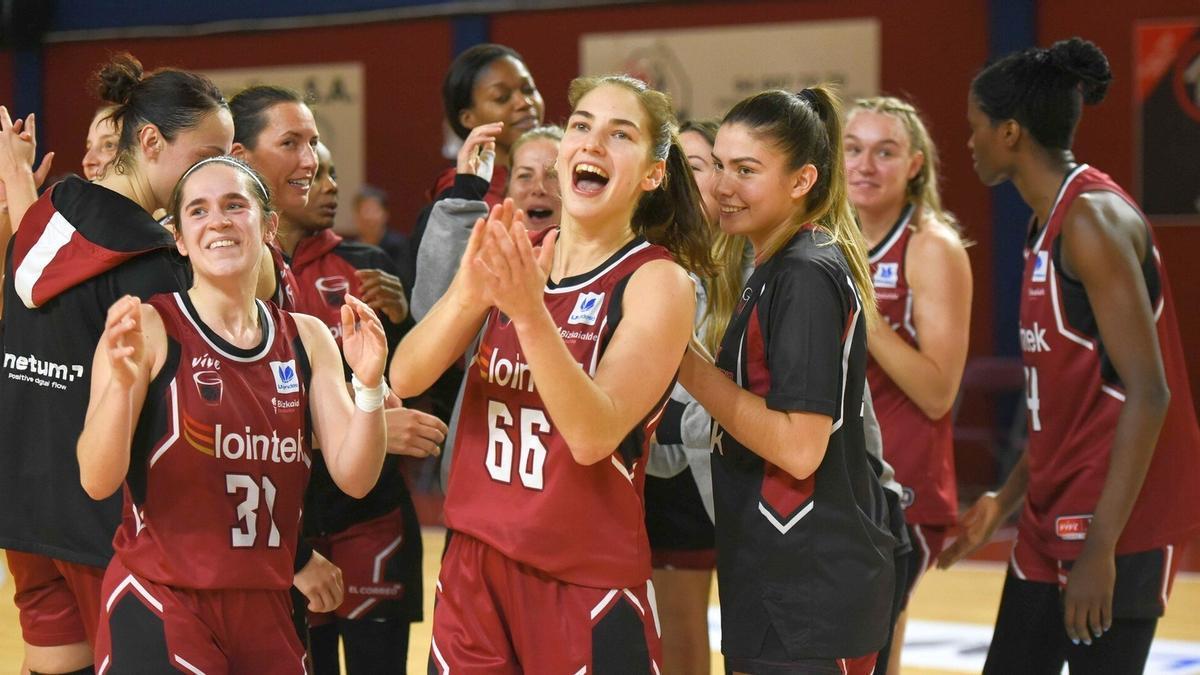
1040, 0, 1200, 405
36, 19, 452, 233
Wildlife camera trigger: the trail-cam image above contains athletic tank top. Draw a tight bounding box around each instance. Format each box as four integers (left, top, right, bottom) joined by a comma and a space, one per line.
443, 233, 674, 588
866, 204, 958, 525
113, 292, 313, 590
1017, 164, 1200, 558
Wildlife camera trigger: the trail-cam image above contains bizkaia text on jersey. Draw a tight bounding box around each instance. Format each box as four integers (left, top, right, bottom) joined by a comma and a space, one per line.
3, 351, 85, 390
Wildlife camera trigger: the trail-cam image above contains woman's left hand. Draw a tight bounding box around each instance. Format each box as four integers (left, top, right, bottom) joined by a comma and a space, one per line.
340, 293, 388, 387
473, 201, 557, 327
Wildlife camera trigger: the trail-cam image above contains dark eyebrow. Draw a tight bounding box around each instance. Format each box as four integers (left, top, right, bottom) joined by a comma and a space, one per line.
569, 110, 641, 131
729, 156, 764, 166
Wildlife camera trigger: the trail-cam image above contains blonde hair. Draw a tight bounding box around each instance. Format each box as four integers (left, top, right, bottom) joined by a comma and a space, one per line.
509, 125, 564, 168
848, 96, 962, 236
723, 86, 878, 325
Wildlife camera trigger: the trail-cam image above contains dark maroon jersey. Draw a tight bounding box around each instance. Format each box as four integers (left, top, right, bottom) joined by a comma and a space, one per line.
443, 234, 674, 589
113, 292, 312, 590
866, 204, 957, 526
1017, 164, 1200, 559
711, 227, 895, 659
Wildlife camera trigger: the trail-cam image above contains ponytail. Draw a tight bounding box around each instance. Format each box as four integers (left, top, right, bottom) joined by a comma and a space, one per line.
725, 86, 877, 325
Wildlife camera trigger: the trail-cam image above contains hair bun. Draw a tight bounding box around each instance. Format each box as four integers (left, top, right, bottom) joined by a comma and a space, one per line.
1048, 37, 1112, 105
95, 53, 145, 105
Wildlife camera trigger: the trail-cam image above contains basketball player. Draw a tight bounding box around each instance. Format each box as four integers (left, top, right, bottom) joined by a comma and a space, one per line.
285, 141, 446, 674
678, 87, 896, 675
78, 156, 389, 672
939, 37, 1200, 674
391, 74, 713, 673
82, 107, 120, 181
844, 96, 972, 674
0, 54, 231, 675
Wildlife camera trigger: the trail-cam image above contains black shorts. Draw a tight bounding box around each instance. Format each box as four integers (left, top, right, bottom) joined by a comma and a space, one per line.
644, 468, 715, 568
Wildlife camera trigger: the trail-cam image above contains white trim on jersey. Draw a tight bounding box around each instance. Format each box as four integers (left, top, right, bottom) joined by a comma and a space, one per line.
149, 379, 181, 467
106, 574, 164, 613
902, 289, 917, 341
622, 589, 645, 615
97, 655, 112, 675
587, 315, 608, 377
867, 203, 914, 264
1101, 385, 1127, 402
373, 534, 404, 582
1161, 544, 1174, 609
1030, 164, 1090, 255
572, 668, 587, 675
758, 499, 814, 534
346, 598, 377, 620
1009, 544, 1027, 581
830, 276, 861, 434
544, 241, 652, 294
610, 455, 634, 484
430, 636, 450, 674
1048, 259, 1095, 350
646, 578, 662, 638
14, 211, 77, 309
590, 589, 620, 619
172, 293, 277, 362
652, 661, 662, 675
173, 655, 208, 675
911, 524, 932, 590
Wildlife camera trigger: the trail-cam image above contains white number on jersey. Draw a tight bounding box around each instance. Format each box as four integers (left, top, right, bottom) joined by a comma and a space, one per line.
226, 473, 282, 548
1024, 366, 1042, 432
485, 399, 550, 490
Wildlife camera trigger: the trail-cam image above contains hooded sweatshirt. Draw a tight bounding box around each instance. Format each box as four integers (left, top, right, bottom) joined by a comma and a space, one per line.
0, 176, 190, 566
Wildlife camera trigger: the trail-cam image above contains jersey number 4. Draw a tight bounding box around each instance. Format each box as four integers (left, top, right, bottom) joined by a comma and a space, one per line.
486, 400, 550, 490
1024, 366, 1042, 432
226, 473, 281, 548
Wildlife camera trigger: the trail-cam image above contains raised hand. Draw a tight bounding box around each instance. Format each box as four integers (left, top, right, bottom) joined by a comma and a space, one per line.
473, 198, 557, 327
457, 122, 502, 180
340, 294, 387, 388
355, 268, 408, 324
0, 107, 39, 183
101, 296, 147, 388
936, 492, 1003, 569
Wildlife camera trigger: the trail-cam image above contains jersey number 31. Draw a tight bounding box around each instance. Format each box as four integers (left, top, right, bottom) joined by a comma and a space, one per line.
486, 400, 549, 490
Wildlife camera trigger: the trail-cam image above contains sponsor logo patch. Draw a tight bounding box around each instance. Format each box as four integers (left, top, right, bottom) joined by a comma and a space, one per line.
1055, 514, 1093, 541
270, 360, 300, 394
1032, 251, 1049, 283
568, 292, 605, 326
873, 262, 900, 289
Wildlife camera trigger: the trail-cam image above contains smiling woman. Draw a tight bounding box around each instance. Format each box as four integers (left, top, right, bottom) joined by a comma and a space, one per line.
391, 74, 710, 673
76, 156, 389, 673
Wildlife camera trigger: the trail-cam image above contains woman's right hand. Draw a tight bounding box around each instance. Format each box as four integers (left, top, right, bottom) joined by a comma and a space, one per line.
456, 122, 503, 179
0, 107, 40, 182
937, 492, 1003, 569
102, 296, 147, 389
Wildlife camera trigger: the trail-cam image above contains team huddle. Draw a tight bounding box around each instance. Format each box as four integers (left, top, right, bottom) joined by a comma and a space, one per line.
0, 33, 1197, 675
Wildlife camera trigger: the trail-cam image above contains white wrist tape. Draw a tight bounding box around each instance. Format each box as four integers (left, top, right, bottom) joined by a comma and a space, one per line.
351, 374, 387, 413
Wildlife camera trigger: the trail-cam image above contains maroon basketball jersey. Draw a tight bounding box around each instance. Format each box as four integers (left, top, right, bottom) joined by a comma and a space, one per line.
866, 204, 958, 526
113, 292, 312, 590
1017, 164, 1200, 558
443, 234, 674, 589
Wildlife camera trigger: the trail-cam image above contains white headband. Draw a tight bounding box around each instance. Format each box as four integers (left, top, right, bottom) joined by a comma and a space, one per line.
179, 155, 269, 200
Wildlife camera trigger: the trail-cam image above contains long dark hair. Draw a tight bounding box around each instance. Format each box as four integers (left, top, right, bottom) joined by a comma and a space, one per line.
229, 85, 305, 150
567, 75, 715, 277
971, 37, 1112, 150
94, 53, 227, 174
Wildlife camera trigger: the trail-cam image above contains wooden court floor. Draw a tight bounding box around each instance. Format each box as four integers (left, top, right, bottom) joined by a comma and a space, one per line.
3, 530, 1198, 674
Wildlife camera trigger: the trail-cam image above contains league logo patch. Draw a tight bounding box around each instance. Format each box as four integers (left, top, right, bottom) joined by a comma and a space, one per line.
1055, 514, 1092, 541
270, 360, 300, 394
1032, 251, 1049, 283
873, 262, 900, 289
568, 292, 605, 326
